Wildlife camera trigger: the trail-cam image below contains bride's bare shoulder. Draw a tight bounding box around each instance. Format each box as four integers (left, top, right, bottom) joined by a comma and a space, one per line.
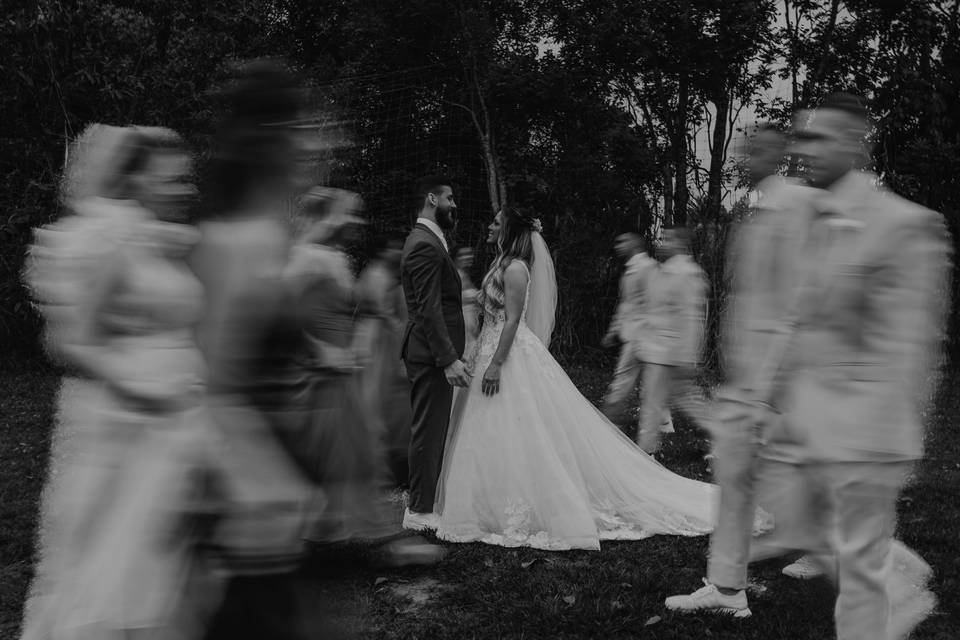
502, 259, 531, 286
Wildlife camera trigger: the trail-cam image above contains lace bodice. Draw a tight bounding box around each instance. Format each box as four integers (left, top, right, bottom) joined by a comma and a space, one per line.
469, 261, 531, 369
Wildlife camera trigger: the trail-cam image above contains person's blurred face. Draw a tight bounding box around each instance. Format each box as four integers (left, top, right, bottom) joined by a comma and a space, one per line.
136, 150, 196, 222
748, 129, 786, 186
290, 123, 323, 194
486, 211, 504, 245
455, 248, 474, 271
430, 186, 457, 230
656, 230, 685, 261
614, 235, 639, 261
382, 241, 403, 269
339, 221, 362, 247
792, 108, 865, 189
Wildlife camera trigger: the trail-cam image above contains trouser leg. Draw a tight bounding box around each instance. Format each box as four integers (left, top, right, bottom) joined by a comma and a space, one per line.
638, 363, 671, 452
824, 462, 910, 640
406, 363, 453, 514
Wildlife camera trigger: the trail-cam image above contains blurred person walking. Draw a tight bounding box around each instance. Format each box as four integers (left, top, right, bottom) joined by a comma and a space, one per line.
283, 187, 399, 543
665, 122, 805, 618
453, 246, 481, 359
668, 94, 948, 640
637, 226, 710, 454
601, 232, 672, 433
22, 124, 207, 640
192, 59, 331, 640
355, 233, 413, 489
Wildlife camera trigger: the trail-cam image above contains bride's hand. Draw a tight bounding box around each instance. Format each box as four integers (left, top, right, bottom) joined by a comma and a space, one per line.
481, 363, 502, 396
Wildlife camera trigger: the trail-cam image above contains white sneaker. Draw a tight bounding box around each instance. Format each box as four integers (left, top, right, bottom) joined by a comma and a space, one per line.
782, 556, 825, 580
665, 579, 752, 618
889, 587, 937, 640
402, 508, 439, 532
660, 417, 675, 434
888, 565, 938, 640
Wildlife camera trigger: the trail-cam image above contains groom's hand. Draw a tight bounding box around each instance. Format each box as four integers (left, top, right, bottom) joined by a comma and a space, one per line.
444, 359, 472, 388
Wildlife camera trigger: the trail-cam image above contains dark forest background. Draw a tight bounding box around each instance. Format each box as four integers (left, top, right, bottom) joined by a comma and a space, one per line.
2, 0, 959, 366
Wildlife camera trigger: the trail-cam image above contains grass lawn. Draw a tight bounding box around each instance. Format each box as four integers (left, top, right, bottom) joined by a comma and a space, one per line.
2, 354, 958, 639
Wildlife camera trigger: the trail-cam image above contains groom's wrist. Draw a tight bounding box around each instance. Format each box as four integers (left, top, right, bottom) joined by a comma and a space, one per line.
438, 352, 458, 368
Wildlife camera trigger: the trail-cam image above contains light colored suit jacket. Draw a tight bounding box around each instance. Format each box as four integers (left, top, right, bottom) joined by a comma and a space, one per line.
643, 254, 708, 367
768, 171, 950, 463
608, 252, 658, 347
722, 177, 816, 393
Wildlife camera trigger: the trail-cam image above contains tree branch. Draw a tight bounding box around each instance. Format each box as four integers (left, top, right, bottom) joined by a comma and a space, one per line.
805, 0, 841, 104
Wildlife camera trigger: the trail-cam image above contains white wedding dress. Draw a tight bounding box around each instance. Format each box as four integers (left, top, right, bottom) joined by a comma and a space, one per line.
435, 260, 755, 551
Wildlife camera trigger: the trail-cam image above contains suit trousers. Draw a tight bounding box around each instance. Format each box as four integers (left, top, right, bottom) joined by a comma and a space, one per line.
706, 401, 769, 591
605, 342, 644, 411
405, 361, 453, 514
638, 363, 708, 451
746, 458, 912, 640
606, 344, 672, 428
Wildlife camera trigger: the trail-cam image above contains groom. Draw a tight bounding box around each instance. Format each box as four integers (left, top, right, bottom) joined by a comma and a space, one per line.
400, 176, 470, 531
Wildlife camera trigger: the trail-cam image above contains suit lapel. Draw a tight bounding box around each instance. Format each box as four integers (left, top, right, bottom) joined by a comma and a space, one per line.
794, 179, 871, 325
415, 223, 450, 258
414, 222, 460, 293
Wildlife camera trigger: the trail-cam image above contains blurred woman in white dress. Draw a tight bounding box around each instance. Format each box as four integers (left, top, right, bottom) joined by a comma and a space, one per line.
435, 207, 769, 551
355, 233, 412, 487
453, 246, 480, 356
22, 124, 207, 639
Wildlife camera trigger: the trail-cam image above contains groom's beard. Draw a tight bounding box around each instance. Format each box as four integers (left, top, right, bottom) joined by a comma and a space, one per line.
437, 205, 457, 230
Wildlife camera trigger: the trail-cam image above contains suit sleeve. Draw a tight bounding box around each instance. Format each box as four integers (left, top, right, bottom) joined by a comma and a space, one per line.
871, 212, 951, 409
681, 270, 708, 367
608, 272, 628, 336
723, 216, 780, 387
722, 222, 755, 382
406, 241, 459, 368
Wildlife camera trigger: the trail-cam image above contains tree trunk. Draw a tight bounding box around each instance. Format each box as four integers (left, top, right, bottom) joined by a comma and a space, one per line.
480, 133, 503, 212
802, 0, 841, 105
672, 0, 691, 227
662, 163, 674, 228
706, 88, 730, 226
784, 0, 798, 104
673, 73, 690, 227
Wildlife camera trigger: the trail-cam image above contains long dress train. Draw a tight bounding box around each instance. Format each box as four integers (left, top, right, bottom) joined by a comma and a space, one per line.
436, 261, 766, 551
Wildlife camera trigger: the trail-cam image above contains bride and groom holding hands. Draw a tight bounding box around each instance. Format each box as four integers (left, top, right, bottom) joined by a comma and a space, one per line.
398, 176, 738, 551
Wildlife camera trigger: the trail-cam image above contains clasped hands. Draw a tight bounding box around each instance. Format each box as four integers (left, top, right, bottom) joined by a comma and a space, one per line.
444, 359, 472, 388
443, 359, 502, 396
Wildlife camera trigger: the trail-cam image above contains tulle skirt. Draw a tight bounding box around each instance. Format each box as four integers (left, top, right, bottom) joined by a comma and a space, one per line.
21, 384, 212, 640
435, 323, 722, 551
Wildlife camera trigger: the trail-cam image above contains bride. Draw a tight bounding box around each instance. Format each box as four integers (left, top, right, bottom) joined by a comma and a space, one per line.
434, 207, 761, 551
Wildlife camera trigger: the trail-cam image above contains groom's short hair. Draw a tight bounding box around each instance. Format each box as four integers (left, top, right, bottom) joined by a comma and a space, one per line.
415, 175, 453, 207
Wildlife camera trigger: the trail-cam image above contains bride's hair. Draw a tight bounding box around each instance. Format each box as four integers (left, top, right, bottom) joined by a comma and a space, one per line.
496, 206, 537, 269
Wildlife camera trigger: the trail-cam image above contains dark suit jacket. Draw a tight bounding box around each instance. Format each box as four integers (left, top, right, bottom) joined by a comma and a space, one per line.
400, 224, 466, 368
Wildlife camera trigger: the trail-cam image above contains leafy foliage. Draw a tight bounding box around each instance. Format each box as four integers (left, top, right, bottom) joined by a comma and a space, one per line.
2, 0, 959, 361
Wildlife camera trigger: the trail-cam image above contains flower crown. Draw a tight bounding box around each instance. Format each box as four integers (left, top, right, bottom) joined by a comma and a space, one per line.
505, 207, 542, 233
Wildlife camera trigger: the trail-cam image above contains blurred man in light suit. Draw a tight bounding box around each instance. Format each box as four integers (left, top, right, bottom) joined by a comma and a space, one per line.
666, 122, 810, 618
637, 226, 709, 454
601, 232, 672, 432
669, 94, 949, 639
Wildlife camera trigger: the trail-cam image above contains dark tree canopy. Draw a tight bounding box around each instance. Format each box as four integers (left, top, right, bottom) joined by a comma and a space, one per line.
2, 0, 958, 362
